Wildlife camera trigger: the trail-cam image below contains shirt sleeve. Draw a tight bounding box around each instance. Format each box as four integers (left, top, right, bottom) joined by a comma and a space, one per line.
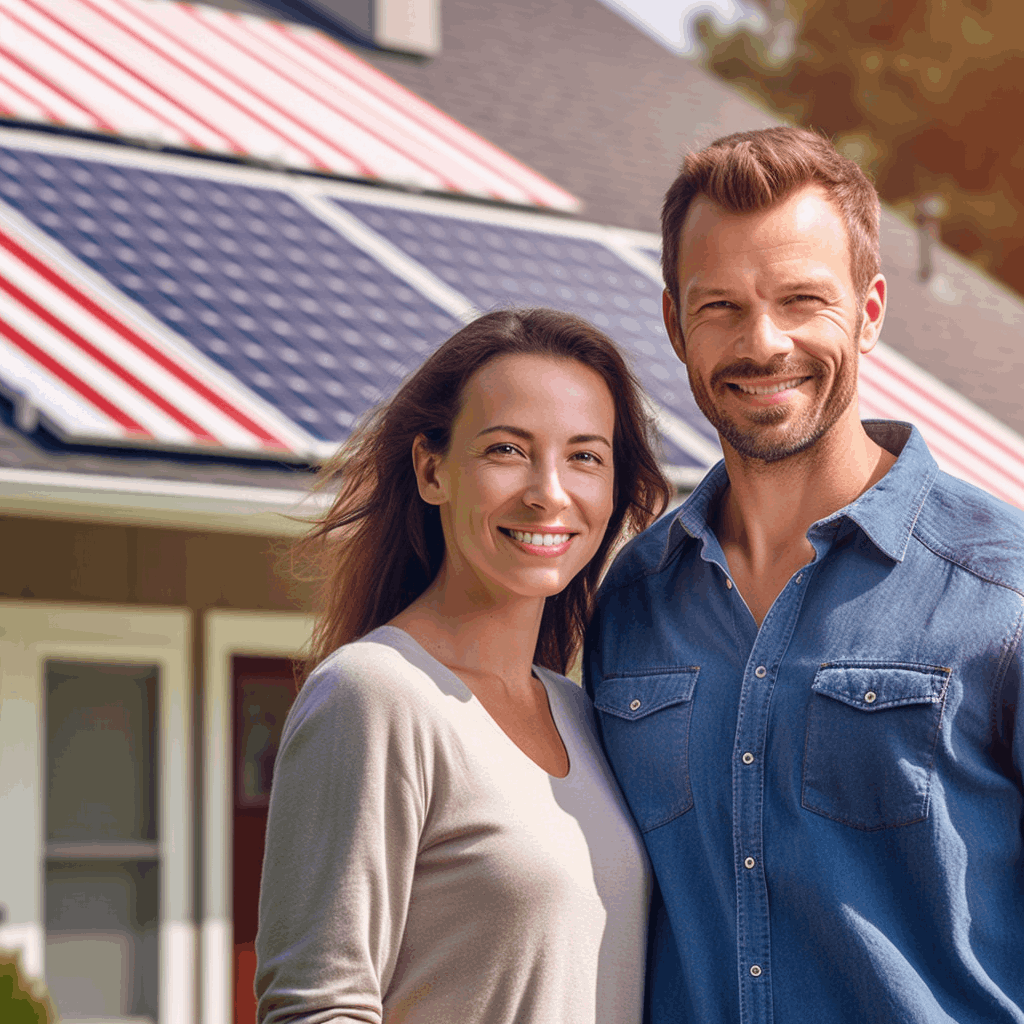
255, 646, 429, 1024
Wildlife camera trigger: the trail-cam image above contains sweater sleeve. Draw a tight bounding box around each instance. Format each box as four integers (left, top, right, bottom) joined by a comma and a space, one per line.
256, 644, 430, 1024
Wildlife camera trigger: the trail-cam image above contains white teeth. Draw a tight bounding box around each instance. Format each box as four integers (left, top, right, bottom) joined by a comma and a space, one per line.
735, 378, 805, 396
509, 530, 571, 546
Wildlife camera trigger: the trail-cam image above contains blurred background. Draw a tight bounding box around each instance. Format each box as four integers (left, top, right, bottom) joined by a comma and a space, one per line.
0, 0, 1021, 1020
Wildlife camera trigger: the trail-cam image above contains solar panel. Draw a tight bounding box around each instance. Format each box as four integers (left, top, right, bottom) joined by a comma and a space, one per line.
0, 145, 461, 444
333, 197, 721, 469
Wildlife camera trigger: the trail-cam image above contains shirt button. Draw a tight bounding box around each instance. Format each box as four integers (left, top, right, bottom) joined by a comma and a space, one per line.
795, 573, 803, 583
750, 965, 763, 977
629, 699, 641, 711
754, 665, 767, 678
744, 856, 755, 869
742, 751, 755, 765
726, 578, 733, 589
864, 691, 877, 704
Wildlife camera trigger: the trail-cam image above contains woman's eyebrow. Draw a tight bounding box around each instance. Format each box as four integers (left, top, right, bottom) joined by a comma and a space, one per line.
475, 425, 611, 447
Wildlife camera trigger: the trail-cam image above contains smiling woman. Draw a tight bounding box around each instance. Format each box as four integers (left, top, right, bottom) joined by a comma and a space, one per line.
256, 308, 670, 1024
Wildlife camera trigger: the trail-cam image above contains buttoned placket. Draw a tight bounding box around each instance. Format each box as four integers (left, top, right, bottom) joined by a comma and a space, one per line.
728, 561, 813, 1024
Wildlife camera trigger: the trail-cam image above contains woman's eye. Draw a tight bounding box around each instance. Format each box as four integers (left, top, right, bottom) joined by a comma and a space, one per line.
488, 443, 521, 456
571, 451, 602, 465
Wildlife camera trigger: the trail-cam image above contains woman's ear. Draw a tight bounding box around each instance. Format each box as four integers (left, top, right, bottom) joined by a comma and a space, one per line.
412, 434, 448, 505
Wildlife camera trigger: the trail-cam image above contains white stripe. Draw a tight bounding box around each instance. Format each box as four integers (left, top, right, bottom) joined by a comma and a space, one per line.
857, 380, 1024, 507
2, 1, 187, 145
106, 0, 353, 172
0, 245, 271, 449
0, 196, 320, 455
859, 362, 1024, 485
182, 4, 449, 191
296, 190, 481, 323
0, 286, 196, 441
0, 331, 124, 438
0, 55, 95, 127
285, 23, 580, 210
239, 13, 529, 203
44, 0, 240, 151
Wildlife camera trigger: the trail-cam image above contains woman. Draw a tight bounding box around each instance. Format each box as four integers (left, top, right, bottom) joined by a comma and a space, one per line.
257, 308, 670, 1023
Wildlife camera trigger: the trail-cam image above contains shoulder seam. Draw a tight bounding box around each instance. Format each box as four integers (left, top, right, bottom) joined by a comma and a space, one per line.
910, 527, 1024, 599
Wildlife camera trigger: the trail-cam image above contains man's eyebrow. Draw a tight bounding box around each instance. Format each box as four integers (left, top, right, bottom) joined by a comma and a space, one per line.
475, 425, 611, 447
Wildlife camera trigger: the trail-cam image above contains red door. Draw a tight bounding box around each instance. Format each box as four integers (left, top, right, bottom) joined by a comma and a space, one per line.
232, 656, 298, 1024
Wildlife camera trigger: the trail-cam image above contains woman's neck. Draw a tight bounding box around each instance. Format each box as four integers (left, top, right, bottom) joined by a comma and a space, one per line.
388, 567, 545, 698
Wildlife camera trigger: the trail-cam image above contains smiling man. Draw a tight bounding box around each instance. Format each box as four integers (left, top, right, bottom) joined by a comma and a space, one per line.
586, 127, 1024, 1024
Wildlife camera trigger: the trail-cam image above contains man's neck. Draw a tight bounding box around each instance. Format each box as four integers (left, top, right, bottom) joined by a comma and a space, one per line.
712, 417, 896, 627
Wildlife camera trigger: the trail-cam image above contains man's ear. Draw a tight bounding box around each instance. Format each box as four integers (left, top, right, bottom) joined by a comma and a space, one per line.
663, 289, 686, 363
412, 434, 448, 505
859, 274, 887, 355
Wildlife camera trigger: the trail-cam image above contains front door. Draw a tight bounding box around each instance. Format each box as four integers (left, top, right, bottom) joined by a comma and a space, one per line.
231, 656, 297, 1024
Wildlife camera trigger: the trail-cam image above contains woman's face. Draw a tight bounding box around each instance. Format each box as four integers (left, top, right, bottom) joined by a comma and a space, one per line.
418, 353, 617, 602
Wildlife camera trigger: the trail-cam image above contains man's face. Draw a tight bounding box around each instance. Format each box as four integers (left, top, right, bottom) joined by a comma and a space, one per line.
663, 185, 885, 463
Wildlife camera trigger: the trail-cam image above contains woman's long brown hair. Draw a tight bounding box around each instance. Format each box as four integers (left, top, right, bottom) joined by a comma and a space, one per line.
294, 308, 671, 679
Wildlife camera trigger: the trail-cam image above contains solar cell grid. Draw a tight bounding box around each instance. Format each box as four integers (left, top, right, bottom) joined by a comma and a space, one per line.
0, 146, 460, 440
334, 198, 718, 467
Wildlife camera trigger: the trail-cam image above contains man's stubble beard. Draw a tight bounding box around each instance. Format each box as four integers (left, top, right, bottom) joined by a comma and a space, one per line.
687, 351, 859, 465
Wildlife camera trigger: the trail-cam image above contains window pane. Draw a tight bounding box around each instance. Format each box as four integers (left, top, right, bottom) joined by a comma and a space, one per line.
46, 661, 158, 843
46, 860, 159, 1020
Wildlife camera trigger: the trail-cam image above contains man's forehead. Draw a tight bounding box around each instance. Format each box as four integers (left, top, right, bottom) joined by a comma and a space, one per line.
677, 186, 851, 275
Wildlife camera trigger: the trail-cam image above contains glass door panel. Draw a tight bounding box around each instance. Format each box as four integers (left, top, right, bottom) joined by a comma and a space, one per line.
45, 661, 160, 1023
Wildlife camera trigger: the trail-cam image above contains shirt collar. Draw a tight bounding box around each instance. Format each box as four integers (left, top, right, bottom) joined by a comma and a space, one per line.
659, 420, 938, 569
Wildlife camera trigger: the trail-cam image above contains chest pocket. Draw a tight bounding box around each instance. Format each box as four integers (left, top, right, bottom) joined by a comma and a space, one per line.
802, 662, 950, 831
593, 669, 699, 833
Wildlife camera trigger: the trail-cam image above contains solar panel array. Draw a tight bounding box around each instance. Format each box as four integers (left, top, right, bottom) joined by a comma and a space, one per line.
3, 130, 1024, 506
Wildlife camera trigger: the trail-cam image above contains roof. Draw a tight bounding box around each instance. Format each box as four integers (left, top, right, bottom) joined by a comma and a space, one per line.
0, 0, 578, 211
2, 127, 1023, 518
351, 0, 1024, 442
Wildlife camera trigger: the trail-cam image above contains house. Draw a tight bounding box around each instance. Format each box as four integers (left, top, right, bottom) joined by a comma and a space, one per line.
1, 1, 1022, 1021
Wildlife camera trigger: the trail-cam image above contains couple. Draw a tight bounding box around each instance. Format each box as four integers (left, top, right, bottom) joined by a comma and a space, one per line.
256, 127, 1024, 1023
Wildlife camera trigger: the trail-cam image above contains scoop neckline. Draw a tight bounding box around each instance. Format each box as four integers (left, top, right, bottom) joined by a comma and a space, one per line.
367, 625, 573, 780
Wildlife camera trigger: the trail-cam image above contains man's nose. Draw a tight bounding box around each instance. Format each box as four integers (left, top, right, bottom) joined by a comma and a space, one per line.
738, 312, 793, 361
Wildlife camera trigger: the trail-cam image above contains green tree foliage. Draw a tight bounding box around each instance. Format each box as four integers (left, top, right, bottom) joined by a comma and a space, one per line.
695, 0, 1024, 296
0, 954, 56, 1024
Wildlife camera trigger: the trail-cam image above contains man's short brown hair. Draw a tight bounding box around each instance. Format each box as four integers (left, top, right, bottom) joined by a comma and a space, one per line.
661, 126, 881, 307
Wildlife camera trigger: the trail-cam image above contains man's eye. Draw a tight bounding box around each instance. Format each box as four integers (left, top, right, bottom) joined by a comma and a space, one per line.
488, 443, 520, 456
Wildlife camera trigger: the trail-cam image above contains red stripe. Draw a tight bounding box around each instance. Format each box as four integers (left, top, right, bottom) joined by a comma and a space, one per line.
859, 372, 1023, 506
277, 23, 558, 206
92, 0, 336, 173
0, 39, 112, 132
220, 9, 460, 191
862, 360, 1024, 475
0, 229, 289, 449
195, 7, 452, 189
0, 270, 219, 443
868, 352, 1024, 465
0, 313, 150, 436
0, 65, 65, 124
16, 0, 232, 154
861, 391, 1020, 507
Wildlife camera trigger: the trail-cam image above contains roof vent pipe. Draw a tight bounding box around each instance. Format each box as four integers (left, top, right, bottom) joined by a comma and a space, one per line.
914, 193, 949, 283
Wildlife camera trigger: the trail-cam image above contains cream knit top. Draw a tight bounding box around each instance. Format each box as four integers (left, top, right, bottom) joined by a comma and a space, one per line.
256, 626, 650, 1024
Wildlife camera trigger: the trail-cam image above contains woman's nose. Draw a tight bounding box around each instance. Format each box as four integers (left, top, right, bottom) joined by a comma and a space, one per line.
523, 462, 571, 510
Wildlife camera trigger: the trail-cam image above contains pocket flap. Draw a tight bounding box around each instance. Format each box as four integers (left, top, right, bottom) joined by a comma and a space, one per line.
812, 663, 950, 711
594, 669, 699, 720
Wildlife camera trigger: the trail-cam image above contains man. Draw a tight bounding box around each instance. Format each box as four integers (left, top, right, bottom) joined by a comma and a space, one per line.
586, 126, 1024, 1023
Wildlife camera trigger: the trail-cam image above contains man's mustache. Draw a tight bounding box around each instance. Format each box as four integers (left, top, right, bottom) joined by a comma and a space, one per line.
710, 357, 819, 385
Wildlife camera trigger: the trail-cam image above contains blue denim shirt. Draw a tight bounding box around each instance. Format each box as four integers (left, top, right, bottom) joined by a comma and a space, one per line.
586, 422, 1024, 1024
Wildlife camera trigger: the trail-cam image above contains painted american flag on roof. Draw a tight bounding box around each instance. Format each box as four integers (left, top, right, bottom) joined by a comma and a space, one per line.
2, 131, 1024, 509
